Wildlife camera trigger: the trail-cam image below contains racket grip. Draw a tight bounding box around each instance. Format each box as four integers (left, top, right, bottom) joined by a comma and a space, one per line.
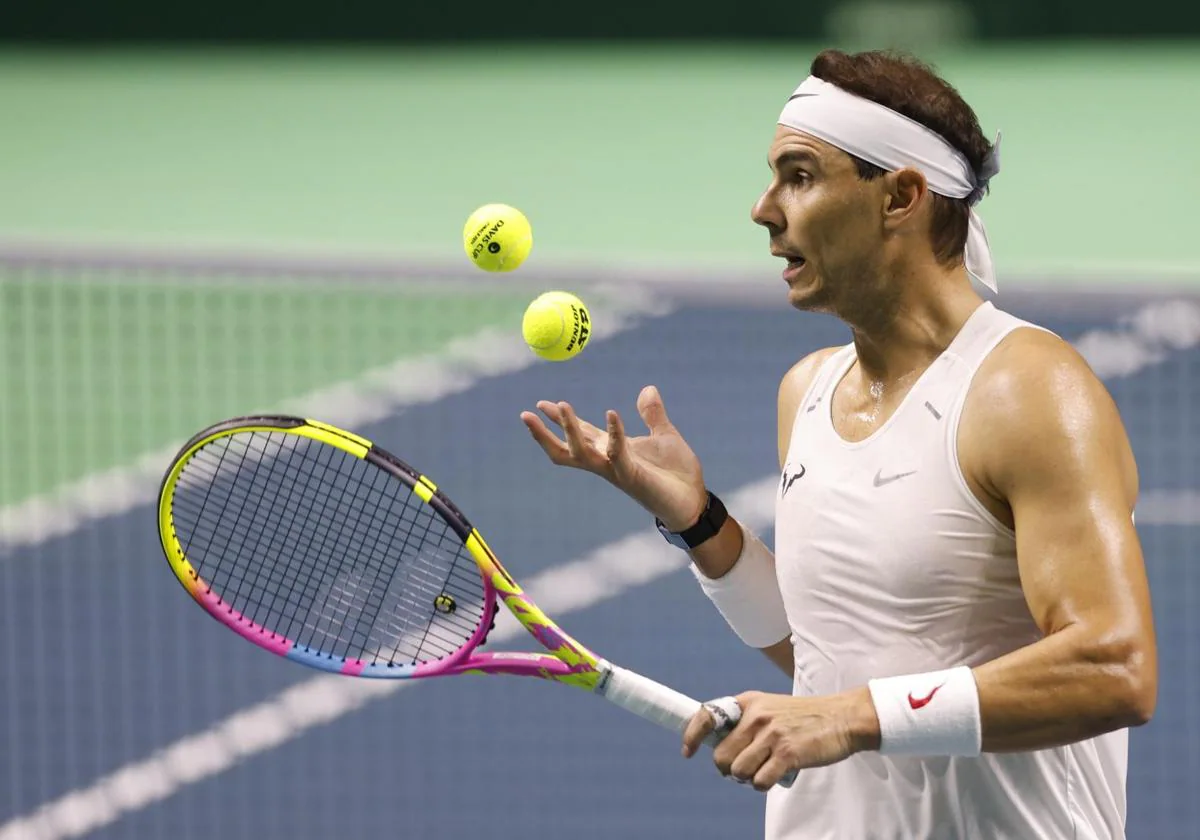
596, 663, 704, 735
595, 663, 797, 788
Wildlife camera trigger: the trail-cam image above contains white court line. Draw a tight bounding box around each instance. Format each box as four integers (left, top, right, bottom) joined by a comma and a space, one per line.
5, 292, 1194, 554
1133, 491, 1200, 527
0, 477, 780, 840
0, 287, 671, 554
1072, 299, 1200, 379
4, 299, 1200, 839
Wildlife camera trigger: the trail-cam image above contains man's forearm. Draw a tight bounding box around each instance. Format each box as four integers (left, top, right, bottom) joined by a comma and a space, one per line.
839, 623, 1155, 759
687, 515, 745, 579
972, 624, 1156, 752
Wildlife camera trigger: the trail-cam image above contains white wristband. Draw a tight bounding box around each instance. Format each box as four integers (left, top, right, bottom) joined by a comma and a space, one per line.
866, 666, 982, 757
689, 521, 791, 648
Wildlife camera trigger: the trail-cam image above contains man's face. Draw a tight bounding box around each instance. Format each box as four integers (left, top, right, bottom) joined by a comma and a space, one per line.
751, 126, 889, 314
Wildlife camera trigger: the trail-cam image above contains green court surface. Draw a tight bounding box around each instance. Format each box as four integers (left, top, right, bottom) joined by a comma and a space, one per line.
0, 273, 530, 505
1, 43, 1198, 273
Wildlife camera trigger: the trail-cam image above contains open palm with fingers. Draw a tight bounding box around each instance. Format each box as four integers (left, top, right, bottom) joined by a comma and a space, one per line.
520, 385, 708, 532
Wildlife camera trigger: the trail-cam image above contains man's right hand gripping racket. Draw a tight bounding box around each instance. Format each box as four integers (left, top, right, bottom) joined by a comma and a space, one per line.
156, 415, 797, 789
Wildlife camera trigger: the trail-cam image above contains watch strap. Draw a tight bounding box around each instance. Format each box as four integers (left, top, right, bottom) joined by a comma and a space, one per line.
656, 491, 728, 550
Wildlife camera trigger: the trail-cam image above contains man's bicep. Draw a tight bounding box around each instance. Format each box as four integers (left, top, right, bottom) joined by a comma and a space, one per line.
981, 340, 1146, 637
1009, 449, 1144, 638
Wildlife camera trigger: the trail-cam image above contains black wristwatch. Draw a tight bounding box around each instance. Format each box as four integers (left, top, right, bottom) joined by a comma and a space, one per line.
656, 491, 728, 550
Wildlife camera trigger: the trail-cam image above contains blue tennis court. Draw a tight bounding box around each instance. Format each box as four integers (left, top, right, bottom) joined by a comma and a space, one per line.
2, 286, 1198, 839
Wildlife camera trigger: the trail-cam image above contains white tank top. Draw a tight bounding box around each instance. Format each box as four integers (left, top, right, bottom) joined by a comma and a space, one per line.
765, 301, 1129, 840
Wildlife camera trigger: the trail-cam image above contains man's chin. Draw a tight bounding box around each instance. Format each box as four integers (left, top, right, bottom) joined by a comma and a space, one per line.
785, 279, 828, 311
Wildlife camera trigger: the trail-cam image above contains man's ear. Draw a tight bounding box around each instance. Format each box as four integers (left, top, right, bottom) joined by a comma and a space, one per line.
881, 167, 928, 231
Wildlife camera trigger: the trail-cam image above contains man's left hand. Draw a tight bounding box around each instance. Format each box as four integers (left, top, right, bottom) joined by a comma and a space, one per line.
682, 688, 881, 791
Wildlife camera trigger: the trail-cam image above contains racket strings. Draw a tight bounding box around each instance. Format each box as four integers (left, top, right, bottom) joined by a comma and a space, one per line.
170, 430, 487, 666
180, 432, 345, 632
225, 430, 336, 633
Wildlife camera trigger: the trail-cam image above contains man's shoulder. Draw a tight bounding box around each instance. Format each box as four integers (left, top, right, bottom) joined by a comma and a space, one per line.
962, 322, 1130, 498
970, 325, 1105, 416
779, 345, 847, 405
776, 345, 848, 467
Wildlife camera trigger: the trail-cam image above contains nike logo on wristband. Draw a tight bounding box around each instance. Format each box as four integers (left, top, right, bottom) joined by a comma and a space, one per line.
907, 682, 946, 710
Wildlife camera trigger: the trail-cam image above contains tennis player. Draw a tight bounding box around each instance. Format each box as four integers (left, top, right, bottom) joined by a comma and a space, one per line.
520, 49, 1157, 839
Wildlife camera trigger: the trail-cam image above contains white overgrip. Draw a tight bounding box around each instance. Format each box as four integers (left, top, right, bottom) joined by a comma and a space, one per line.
595, 662, 706, 736
594, 662, 796, 787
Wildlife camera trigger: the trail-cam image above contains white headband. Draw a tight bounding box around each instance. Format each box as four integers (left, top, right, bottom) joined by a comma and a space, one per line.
778, 76, 1002, 292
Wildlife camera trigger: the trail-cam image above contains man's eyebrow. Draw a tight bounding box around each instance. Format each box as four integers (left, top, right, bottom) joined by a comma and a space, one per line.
769, 149, 821, 171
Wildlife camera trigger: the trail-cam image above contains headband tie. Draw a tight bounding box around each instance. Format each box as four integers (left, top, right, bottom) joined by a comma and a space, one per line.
779, 76, 1001, 292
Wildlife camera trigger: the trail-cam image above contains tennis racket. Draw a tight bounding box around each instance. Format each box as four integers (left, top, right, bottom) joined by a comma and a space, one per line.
156, 414, 796, 788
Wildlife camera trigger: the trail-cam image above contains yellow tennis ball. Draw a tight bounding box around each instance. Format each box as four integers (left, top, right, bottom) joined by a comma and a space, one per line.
522, 291, 593, 361
462, 203, 533, 272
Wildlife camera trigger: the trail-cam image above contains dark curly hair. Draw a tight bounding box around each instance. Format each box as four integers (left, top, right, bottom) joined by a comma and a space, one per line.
810, 49, 995, 266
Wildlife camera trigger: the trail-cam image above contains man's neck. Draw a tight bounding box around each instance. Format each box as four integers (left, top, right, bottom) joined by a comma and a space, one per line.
846, 264, 984, 385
